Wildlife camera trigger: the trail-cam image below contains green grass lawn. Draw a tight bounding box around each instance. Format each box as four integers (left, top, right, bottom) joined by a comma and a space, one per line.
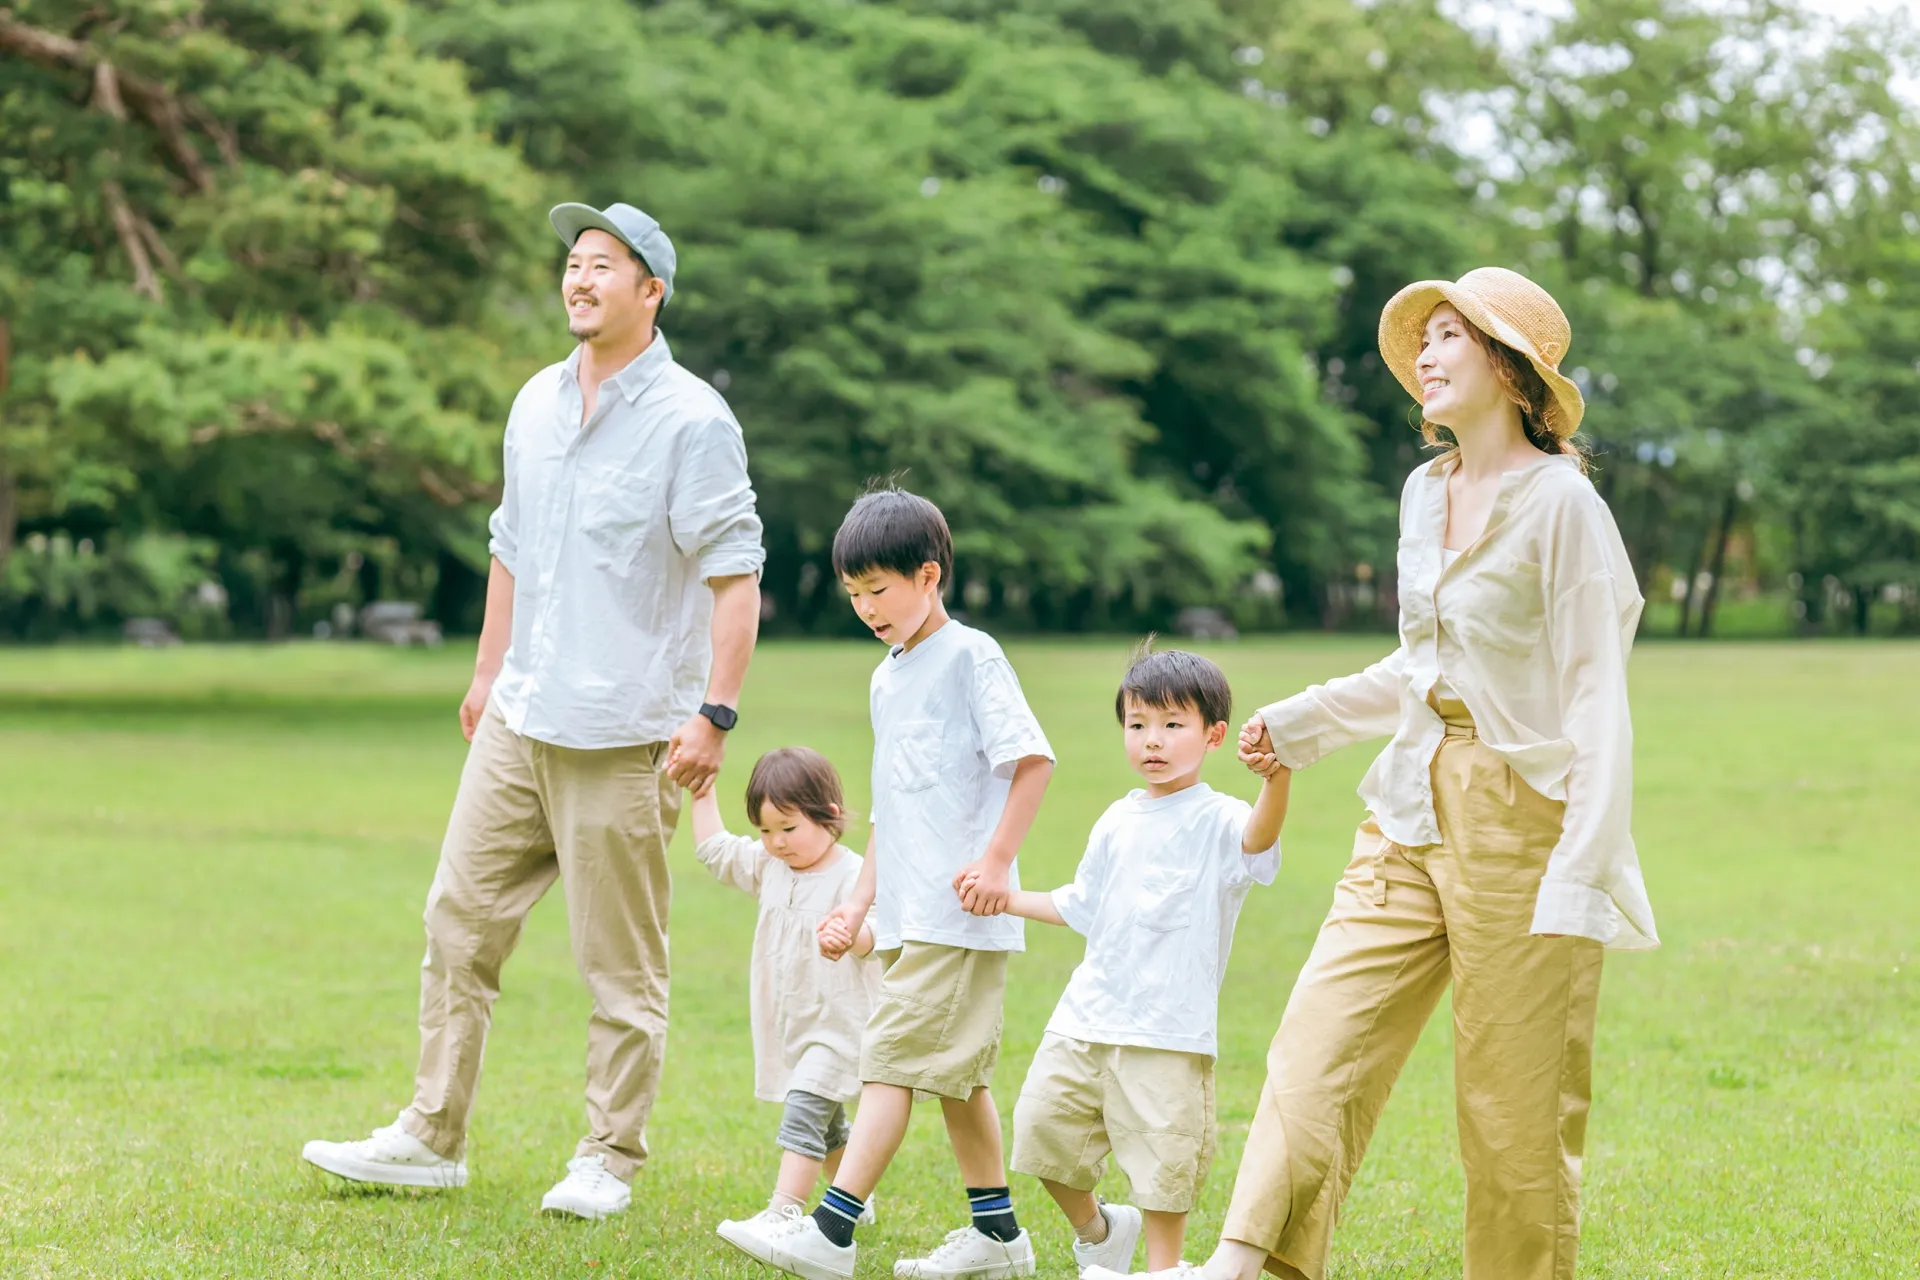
2, 638, 1916, 1279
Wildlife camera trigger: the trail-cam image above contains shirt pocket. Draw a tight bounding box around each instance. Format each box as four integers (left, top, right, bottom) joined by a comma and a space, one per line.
1132, 865, 1199, 932
889, 720, 946, 794
1449, 556, 1545, 655
575, 465, 663, 572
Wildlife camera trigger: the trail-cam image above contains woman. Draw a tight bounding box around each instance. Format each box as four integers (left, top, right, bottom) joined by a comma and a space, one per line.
1090, 267, 1657, 1280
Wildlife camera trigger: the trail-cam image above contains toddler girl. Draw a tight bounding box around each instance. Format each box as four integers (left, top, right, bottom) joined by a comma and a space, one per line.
691, 747, 883, 1242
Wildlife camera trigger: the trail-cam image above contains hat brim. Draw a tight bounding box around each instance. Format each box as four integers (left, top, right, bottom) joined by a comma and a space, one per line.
549, 203, 669, 299
1378, 280, 1584, 436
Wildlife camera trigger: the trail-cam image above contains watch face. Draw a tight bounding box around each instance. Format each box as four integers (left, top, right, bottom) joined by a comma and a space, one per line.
703, 703, 737, 730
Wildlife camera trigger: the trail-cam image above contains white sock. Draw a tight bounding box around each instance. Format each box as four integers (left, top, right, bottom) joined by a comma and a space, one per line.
769, 1190, 806, 1213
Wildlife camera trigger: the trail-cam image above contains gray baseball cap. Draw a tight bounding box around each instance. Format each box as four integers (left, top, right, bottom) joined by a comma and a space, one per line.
549, 202, 677, 303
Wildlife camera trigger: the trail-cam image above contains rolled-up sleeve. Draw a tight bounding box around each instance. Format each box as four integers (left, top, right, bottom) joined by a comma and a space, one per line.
1260, 645, 1408, 770
670, 413, 765, 582
486, 419, 521, 575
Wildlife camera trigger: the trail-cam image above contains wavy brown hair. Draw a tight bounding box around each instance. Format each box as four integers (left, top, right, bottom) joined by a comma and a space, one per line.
1419, 320, 1588, 473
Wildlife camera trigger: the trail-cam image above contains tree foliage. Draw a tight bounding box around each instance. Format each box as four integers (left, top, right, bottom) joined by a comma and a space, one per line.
2, 0, 1917, 638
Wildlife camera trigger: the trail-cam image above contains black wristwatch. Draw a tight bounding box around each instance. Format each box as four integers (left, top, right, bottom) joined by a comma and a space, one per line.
699, 702, 739, 731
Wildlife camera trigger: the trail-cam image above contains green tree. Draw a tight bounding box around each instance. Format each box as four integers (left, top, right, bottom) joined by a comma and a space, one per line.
0, 0, 538, 634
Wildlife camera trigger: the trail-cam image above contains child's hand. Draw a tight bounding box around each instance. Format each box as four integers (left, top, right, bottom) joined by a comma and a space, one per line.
1242, 750, 1287, 780
953, 860, 1010, 916
818, 904, 861, 960
689, 774, 717, 801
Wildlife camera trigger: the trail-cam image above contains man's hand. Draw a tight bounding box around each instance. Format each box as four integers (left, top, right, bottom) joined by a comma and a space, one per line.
818, 903, 863, 960
666, 712, 726, 792
459, 672, 497, 743
954, 860, 1010, 916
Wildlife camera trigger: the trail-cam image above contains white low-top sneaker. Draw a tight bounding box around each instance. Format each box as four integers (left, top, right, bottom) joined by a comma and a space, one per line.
1071, 1203, 1144, 1275
1081, 1264, 1205, 1279
301, 1115, 467, 1189
539, 1154, 630, 1219
894, 1226, 1037, 1279
716, 1204, 855, 1280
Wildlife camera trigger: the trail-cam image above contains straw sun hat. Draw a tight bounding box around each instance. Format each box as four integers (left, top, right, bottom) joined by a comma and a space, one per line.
1377, 266, 1585, 436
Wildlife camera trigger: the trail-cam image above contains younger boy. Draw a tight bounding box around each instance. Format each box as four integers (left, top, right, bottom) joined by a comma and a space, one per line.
998, 647, 1289, 1276
726, 487, 1055, 1280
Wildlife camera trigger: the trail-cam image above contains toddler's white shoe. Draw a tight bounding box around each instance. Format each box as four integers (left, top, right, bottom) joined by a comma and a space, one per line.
1081, 1264, 1205, 1279
893, 1225, 1036, 1279
717, 1203, 855, 1280
1071, 1203, 1143, 1275
300, 1115, 466, 1189
539, 1154, 630, 1219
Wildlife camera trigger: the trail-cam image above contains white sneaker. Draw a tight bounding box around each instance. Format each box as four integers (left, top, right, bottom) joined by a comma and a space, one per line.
894, 1226, 1037, 1279
1072, 1203, 1144, 1275
539, 1154, 630, 1219
1081, 1265, 1204, 1279
717, 1203, 855, 1280
301, 1115, 467, 1189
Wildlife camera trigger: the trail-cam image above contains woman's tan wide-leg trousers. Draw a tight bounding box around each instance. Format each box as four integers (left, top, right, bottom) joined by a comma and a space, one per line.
1224, 700, 1605, 1280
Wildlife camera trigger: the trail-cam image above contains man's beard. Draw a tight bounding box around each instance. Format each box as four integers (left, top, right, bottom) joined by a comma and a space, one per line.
568, 315, 602, 340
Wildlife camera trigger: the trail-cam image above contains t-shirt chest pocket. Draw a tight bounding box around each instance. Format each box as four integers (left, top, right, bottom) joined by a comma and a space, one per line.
574, 464, 663, 567
889, 720, 946, 794
1129, 865, 1200, 933
1445, 555, 1545, 654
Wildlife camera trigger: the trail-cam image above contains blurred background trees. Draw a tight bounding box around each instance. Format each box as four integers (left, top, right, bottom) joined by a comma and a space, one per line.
3, 0, 1916, 639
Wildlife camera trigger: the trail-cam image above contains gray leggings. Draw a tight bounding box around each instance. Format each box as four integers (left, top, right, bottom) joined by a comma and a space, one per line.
777, 1090, 851, 1160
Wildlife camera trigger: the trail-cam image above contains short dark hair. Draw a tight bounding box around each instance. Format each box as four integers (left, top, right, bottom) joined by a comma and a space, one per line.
745, 747, 849, 838
1115, 643, 1233, 727
831, 486, 953, 589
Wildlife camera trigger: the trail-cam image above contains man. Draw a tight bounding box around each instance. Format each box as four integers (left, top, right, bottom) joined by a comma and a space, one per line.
302, 203, 764, 1219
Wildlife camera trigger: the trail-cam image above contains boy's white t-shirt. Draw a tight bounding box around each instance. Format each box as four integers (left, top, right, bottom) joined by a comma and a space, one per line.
869, 620, 1054, 953
1047, 783, 1280, 1057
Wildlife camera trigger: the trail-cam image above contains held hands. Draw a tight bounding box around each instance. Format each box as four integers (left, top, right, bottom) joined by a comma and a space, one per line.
1238, 713, 1285, 779
818, 904, 862, 960
666, 712, 726, 792
953, 859, 1010, 917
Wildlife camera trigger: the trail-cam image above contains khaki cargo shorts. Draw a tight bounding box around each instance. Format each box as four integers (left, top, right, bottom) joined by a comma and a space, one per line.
1011, 1032, 1216, 1213
858, 942, 1009, 1101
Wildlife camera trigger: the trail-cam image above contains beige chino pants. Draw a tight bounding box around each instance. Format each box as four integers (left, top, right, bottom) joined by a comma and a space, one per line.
398, 704, 682, 1182
1224, 701, 1604, 1280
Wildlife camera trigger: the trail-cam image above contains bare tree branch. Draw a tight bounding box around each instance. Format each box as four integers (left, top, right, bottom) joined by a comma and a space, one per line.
101, 176, 162, 301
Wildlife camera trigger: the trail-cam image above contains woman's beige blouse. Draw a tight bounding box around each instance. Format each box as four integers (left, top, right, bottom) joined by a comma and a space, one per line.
696, 833, 883, 1102
1260, 455, 1657, 949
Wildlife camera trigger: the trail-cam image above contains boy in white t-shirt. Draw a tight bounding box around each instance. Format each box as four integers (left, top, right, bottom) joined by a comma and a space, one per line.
1000, 647, 1290, 1276
725, 487, 1055, 1280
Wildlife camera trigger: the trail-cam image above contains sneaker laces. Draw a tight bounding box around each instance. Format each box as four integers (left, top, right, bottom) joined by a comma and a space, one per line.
766, 1204, 817, 1237
924, 1227, 987, 1263
561, 1155, 621, 1191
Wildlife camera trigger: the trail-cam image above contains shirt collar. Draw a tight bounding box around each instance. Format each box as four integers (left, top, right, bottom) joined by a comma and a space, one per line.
1128, 781, 1215, 811
560, 330, 675, 403
1416, 452, 1571, 545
